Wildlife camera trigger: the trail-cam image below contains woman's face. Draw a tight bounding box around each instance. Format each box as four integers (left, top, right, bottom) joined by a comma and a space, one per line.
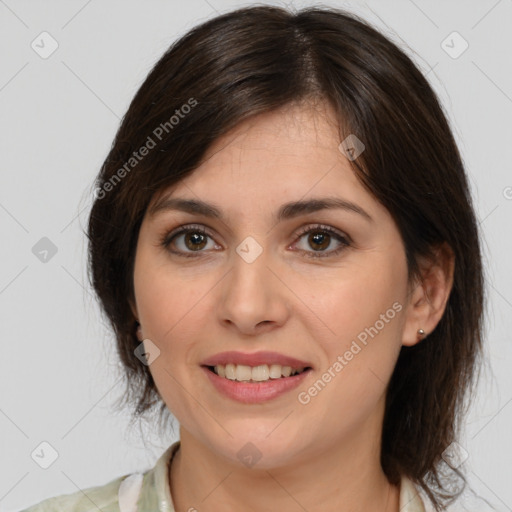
132, 101, 416, 468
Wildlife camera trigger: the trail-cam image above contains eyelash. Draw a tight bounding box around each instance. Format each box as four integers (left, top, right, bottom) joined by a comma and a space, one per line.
159, 223, 351, 259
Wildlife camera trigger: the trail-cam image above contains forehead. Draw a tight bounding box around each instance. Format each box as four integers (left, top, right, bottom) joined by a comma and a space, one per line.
201, 101, 343, 163
149, 101, 370, 209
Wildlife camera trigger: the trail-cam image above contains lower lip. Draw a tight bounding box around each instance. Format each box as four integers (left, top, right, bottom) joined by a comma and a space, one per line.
201, 366, 312, 404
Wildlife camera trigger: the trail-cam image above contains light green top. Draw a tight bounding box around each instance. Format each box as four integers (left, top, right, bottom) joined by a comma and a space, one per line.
21, 440, 427, 511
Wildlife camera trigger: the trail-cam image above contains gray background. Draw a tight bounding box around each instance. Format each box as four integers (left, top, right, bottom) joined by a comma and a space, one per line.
1, 1, 511, 511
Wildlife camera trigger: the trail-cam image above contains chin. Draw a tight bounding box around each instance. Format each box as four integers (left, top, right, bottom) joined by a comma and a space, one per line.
210, 432, 307, 470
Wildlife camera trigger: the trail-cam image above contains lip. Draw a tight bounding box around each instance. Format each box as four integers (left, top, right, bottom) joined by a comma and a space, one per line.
201, 351, 313, 369
202, 365, 313, 404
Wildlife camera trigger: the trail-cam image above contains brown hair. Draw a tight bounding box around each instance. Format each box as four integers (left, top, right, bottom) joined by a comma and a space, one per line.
87, 6, 485, 510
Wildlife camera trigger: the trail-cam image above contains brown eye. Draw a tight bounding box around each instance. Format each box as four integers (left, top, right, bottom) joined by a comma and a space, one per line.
184, 232, 208, 251
307, 232, 331, 251
293, 225, 350, 258
160, 225, 219, 257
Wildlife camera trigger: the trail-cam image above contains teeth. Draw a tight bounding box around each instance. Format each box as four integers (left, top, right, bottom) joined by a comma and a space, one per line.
269, 364, 283, 379
212, 364, 306, 382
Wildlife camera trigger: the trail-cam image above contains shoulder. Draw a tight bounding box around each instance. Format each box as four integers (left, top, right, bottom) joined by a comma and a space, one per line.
20, 442, 180, 512
20, 473, 133, 512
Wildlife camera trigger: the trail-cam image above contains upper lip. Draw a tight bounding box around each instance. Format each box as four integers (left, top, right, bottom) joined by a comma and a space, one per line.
201, 351, 313, 369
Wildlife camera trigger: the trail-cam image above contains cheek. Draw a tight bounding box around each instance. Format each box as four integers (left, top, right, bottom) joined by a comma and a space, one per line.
133, 253, 210, 338
133, 253, 217, 400
297, 273, 405, 432
296, 258, 405, 340
297, 253, 407, 400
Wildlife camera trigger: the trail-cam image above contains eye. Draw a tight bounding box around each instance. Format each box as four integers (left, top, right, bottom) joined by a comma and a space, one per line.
292, 224, 351, 258
160, 224, 220, 258
160, 223, 351, 259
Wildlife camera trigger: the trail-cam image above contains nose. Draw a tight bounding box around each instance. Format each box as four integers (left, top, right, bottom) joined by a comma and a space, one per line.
217, 245, 290, 336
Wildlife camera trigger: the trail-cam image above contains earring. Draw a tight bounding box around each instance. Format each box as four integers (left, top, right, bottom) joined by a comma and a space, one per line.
417, 328, 425, 339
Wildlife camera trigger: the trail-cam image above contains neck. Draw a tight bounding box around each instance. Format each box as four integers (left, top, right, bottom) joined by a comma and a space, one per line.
169, 399, 399, 512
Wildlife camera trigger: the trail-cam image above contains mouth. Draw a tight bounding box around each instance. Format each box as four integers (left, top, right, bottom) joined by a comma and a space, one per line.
203, 363, 313, 382
201, 363, 313, 403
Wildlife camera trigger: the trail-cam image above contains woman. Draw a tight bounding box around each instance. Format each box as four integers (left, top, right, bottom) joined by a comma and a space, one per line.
23, 5, 484, 512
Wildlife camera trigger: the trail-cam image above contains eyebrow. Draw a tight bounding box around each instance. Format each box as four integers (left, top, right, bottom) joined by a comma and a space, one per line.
148, 196, 373, 223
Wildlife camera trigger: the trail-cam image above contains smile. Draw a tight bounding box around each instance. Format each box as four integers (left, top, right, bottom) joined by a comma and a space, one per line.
202, 365, 313, 403
207, 363, 310, 382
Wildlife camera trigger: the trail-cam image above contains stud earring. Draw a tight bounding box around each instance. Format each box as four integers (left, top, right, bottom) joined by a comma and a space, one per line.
417, 328, 425, 339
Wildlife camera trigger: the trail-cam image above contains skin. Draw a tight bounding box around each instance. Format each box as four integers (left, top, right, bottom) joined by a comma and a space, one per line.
130, 100, 454, 512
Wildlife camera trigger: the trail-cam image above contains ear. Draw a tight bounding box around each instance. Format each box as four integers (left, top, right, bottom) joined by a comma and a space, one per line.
402, 242, 455, 347
128, 297, 143, 341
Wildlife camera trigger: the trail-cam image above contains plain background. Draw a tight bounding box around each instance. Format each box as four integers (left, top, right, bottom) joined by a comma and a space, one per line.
1, 1, 511, 511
